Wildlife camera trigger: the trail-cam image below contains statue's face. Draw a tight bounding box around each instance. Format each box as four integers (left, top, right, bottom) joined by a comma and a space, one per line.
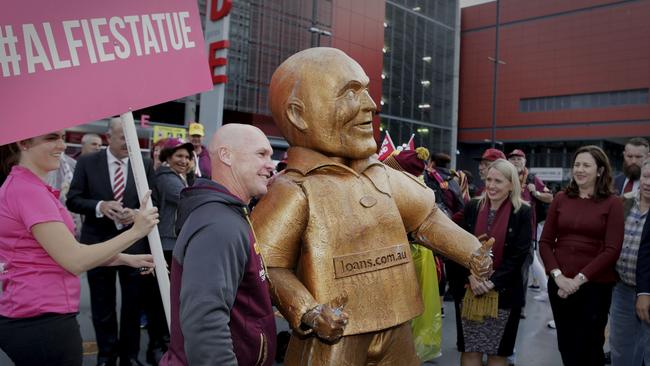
299, 53, 378, 159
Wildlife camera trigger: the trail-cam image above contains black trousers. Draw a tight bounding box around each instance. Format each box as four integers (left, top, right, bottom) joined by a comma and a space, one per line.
87, 266, 142, 361
548, 279, 613, 366
140, 250, 172, 352
0, 313, 82, 366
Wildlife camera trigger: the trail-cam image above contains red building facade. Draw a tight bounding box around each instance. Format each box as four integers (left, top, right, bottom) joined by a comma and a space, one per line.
458, 0, 650, 170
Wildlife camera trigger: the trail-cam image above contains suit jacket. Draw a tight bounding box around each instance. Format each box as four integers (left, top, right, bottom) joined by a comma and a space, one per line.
458, 198, 533, 308
636, 204, 650, 294
66, 149, 155, 254
614, 173, 628, 195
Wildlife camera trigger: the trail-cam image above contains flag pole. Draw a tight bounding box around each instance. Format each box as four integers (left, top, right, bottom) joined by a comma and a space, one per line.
121, 111, 171, 329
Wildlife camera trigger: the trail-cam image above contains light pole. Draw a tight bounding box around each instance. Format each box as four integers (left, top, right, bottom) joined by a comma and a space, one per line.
489, 0, 505, 149
309, 26, 332, 47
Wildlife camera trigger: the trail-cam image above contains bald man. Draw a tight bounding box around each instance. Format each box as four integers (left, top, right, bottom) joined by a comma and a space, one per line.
161, 124, 277, 366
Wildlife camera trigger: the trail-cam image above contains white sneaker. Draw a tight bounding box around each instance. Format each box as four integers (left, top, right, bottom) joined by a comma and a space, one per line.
533, 293, 548, 302
507, 351, 516, 364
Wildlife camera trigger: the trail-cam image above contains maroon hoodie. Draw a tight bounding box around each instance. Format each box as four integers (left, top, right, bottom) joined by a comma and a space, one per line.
161, 179, 276, 366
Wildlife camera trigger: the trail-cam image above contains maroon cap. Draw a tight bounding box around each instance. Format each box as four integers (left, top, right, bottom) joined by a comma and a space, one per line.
392, 150, 426, 176
473, 148, 506, 162
507, 149, 526, 158
159, 138, 194, 162
382, 147, 429, 176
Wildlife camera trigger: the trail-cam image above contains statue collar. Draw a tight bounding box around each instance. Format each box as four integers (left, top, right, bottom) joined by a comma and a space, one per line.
284, 146, 390, 196
285, 146, 383, 176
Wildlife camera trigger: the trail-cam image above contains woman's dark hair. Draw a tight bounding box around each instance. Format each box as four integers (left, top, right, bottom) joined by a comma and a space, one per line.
565, 145, 613, 200
433, 153, 451, 168
151, 138, 168, 160
0, 143, 21, 186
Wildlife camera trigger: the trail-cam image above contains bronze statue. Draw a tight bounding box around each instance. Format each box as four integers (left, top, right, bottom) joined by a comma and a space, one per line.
251, 47, 492, 365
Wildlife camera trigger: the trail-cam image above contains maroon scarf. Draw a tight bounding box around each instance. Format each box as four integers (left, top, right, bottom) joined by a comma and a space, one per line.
474, 199, 512, 270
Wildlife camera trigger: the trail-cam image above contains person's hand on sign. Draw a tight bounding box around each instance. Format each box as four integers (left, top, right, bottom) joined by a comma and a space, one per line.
100, 201, 124, 221
131, 191, 159, 238
301, 293, 349, 343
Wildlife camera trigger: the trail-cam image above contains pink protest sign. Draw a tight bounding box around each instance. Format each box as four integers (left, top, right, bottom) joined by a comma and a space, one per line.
0, 0, 213, 145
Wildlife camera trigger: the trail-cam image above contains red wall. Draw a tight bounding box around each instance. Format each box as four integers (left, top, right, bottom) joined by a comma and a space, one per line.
332, 0, 385, 142
459, 0, 650, 142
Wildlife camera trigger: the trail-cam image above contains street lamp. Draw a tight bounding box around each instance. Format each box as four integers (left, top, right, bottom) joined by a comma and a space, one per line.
309, 26, 332, 46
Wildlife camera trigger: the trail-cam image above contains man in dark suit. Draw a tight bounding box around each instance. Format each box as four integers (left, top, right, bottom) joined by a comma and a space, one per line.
614, 137, 649, 195
67, 118, 154, 366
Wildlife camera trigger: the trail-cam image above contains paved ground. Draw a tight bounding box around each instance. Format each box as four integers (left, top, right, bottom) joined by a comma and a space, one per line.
1, 275, 582, 365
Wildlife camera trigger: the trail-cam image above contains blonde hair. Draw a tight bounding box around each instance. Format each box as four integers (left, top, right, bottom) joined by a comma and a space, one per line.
479, 159, 528, 212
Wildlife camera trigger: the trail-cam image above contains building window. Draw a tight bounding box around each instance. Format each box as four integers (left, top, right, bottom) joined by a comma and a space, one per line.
519, 88, 648, 112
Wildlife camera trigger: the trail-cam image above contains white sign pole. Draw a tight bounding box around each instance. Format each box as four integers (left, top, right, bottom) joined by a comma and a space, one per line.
121, 112, 171, 329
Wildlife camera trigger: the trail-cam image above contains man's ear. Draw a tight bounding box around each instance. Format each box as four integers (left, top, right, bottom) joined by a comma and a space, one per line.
286, 97, 308, 132
218, 146, 232, 166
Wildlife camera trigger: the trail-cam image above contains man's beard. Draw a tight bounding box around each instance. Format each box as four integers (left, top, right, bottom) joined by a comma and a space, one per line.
624, 161, 641, 180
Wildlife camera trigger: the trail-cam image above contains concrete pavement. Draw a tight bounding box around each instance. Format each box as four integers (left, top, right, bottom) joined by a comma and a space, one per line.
1, 277, 569, 365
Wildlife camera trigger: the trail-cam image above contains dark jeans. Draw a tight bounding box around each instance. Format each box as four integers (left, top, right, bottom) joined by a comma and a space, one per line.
88, 266, 142, 362
0, 313, 82, 366
548, 278, 613, 366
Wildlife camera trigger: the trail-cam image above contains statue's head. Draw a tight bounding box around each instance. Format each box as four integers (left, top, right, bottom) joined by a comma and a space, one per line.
269, 48, 377, 159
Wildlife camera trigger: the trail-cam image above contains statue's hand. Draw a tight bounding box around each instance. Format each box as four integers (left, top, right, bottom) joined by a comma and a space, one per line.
469, 235, 494, 280
301, 293, 349, 343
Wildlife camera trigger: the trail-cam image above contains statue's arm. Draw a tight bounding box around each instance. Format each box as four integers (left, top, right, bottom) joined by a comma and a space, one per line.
250, 175, 318, 333
267, 268, 320, 334
388, 168, 492, 277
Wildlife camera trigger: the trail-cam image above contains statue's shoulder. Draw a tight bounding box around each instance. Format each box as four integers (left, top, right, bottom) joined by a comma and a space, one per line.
383, 164, 427, 189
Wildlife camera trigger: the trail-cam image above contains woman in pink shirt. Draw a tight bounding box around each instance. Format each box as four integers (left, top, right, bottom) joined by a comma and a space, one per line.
0, 131, 159, 366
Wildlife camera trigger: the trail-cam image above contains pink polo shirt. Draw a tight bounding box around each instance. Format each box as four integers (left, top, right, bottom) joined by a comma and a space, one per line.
0, 166, 80, 318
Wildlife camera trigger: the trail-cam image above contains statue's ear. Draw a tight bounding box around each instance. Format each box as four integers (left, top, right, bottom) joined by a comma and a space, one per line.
286, 97, 308, 132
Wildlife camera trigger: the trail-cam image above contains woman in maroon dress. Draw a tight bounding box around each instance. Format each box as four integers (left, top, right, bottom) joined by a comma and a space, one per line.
540, 145, 624, 366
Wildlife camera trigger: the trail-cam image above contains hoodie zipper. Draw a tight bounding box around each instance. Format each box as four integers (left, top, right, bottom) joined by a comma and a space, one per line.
243, 207, 271, 285
255, 332, 267, 366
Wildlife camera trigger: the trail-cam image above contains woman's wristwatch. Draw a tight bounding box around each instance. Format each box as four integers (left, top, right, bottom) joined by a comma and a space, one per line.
550, 269, 562, 279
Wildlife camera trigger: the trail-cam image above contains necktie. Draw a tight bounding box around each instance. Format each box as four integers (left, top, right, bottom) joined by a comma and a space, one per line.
113, 161, 125, 202
623, 179, 634, 194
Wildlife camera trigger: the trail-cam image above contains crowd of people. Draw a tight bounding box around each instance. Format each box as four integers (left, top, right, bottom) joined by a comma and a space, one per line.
0, 122, 649, 366
0, 52, 649, 366
421, 139, 650, 366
